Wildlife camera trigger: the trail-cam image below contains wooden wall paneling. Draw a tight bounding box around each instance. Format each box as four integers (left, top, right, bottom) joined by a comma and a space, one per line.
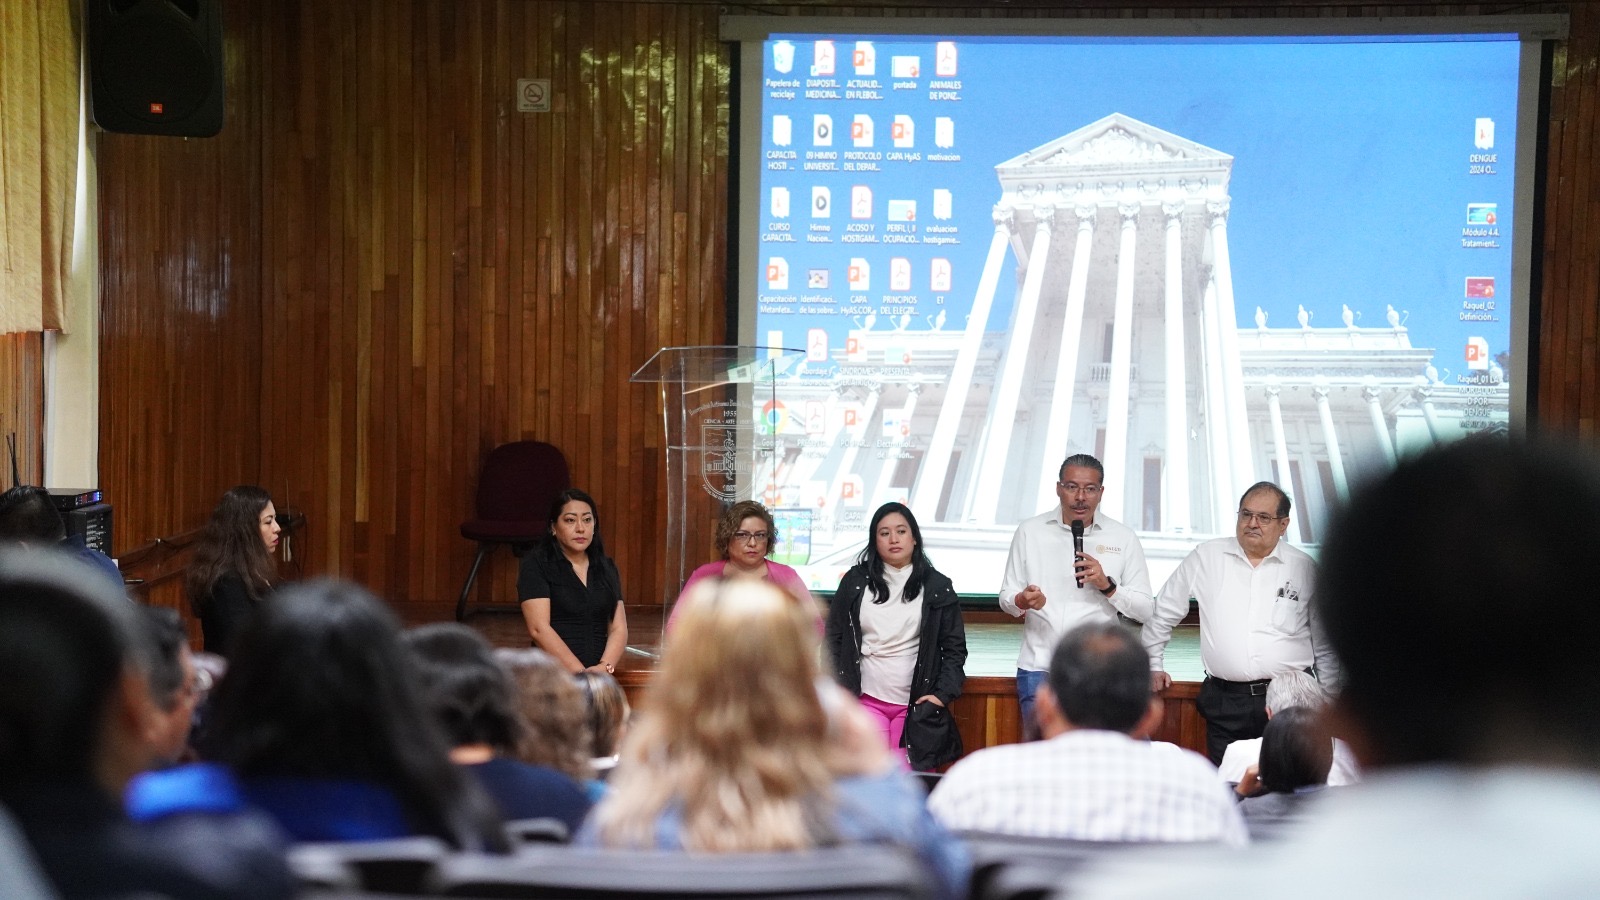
93, 1, 1600, 625
0, 334, 44, 484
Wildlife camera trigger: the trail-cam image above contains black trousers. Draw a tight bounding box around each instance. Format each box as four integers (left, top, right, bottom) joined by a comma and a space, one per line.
1196, 676, 1270, 765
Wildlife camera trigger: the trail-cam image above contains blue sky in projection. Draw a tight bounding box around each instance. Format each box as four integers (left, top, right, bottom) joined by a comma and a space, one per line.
756, 34, 1521, 372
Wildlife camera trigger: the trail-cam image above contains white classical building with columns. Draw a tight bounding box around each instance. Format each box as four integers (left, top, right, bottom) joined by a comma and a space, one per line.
765, 113, 1510, 592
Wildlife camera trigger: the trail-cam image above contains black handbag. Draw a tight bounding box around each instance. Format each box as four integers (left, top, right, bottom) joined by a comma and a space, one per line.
903, 699, 962, 771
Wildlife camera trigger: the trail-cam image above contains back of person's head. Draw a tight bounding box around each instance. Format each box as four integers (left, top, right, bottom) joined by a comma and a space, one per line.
1257, 706, 1333, 794
494, 648, 592, 781
0, 548, 145, 794
1266, 669, 1329, 716
0, 487, 65, 544
593, 577, 843, 852
404, 623, 523, 752
139, 606, 197, 765
201, 579, 505, 849
1320, 436, 1600, 768
186, 485, 276, 606
574, 670, 631, 761
1048, 623, 1151, 733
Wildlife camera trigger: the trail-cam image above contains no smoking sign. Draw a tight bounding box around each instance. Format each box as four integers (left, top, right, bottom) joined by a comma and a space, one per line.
516, 79, 551, 113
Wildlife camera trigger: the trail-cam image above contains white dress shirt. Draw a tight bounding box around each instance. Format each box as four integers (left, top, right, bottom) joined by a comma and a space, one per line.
1142, 536, 1339, 688
859, 563, 922, 703
1216, 736, 1362, 786
927, 729, 1247, 846
998, 509, 1154, 672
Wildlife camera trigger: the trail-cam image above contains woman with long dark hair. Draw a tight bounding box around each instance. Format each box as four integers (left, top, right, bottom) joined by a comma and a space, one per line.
826, 502, 967, 770
519, 489, 628, 674
186, 485, 281, 657
200, 580, 507, 850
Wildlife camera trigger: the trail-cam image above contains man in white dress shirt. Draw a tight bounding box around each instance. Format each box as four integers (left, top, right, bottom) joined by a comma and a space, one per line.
1143, 481, 1339, 763
927, 622, 1245, 846
999, 454, 1154, 739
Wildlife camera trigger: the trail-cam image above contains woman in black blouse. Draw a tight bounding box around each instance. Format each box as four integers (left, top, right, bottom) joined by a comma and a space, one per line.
518, 488, 628, 674
186, 485, 282, 657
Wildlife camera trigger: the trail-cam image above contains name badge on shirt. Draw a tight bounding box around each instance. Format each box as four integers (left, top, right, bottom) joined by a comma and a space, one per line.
1095, 543, 1122, 556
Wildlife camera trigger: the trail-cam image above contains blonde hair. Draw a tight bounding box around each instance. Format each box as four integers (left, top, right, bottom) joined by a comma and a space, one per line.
574, 670, 631, 759
494, 648, 593, 781
592, 578, 849, 852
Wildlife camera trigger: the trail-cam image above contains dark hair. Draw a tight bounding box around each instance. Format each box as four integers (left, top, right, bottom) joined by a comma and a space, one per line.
0, 486, 66, 543
1058, 454, 1105, 483
200, 579, 507, 850
1047, 622, 1151, 733
537, 488, 618, 596
404, 623, 524, 752
1320, 437, 1600, 767
0, 549, 141, 791
140, 606, 189, 712
856, 502, 931, 604
1240, 481, 1291, 518
715, 500, 779, 560
186, 486, 277, 611
1257, 706, 1332, 793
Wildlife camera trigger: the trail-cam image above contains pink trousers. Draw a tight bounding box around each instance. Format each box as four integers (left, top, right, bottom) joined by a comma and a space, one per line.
857, 693, 909, 765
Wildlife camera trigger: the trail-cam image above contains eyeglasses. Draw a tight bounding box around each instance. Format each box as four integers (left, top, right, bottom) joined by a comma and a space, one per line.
1057, 482, 1103, 496
1237, 510, 1286, 525
733, 530, 769, 544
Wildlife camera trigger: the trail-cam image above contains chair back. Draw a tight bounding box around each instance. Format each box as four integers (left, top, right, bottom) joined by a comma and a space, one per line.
470, 441, 570, 529
288, 836, 451, 895
505, 817, 570, 846
430, 843, 937, 899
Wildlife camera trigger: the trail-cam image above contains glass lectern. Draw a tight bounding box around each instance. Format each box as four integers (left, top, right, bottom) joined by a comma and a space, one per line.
630, 346, 805, 609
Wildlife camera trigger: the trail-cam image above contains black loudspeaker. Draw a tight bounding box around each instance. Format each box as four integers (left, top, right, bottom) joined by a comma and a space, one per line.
89, 0, 224, 137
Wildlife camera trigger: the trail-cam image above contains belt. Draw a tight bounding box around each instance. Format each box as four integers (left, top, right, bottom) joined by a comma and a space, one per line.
1206, 675, 1271, 696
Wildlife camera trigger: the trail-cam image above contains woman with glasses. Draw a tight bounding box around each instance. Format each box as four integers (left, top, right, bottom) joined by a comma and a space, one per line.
826, 502, 967, 770
665, 500, 815, 631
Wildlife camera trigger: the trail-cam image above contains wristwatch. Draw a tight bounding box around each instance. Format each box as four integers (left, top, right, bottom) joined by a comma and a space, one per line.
1099, 577, 1117, 596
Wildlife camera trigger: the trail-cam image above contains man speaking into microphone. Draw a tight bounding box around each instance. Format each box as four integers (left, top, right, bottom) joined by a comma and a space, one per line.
999, 454, 1154, 739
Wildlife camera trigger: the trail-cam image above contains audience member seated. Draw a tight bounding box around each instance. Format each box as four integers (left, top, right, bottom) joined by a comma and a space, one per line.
136, 606, 204, 766
404, 623, 592, 834
1075, 438, 1600, 897
574, 669, 631, 790
928, 622, 1246, 846
1216, 669, 1360, 787
578, 577, 970, 900
0, 548, 293, 899
665, 499, 816, 631
0, 485, 123, 590
198, 579, 508, 850
496, 648, 597, 788
1236, 707, 1332, 840
186, 485, 282, 657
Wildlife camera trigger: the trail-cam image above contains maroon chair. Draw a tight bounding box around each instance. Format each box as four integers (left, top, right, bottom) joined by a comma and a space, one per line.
455, 441, 570, 621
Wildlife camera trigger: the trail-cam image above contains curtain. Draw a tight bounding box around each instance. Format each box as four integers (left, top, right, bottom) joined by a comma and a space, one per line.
0, 0, 80, 335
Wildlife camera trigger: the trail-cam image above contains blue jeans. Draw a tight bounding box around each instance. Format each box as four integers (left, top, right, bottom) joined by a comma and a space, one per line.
1017, 668, 1048, 741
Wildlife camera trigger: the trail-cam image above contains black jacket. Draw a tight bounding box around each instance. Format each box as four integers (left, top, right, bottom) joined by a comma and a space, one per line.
825, 563, 968, 712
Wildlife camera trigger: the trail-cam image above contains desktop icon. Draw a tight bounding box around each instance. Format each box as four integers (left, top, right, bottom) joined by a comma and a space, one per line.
807, 268, 830, 289
851, 185, 872, 219
892, 114, 914, 148
766, 257, 789, 290
852, 114, 874, 147
772, 41, 794, 74
889, 257, 912, 292
770, 187, 790, 218
812, 41, 835, 76
1465, 276, 1495, 298
1474, 117, 1495, 150
806, 327, 828, 361
812, 186, 831, 218
848, 257, 871, 291
891, 55, 920, 78
887, 199, 916, 222
1467, 203, 1498, 225
813, 114, 833, 146
933, 189, 952, 220
934, 116, 954, 149
772, 115, 792, 146
853, 41, 875, 75
1465, 336, 1490, 370
930, 258, 952, 292
935, 42, 958, 76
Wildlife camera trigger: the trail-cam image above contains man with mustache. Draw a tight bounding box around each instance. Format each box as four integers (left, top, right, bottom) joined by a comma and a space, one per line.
1143, 482, 1340, 764
999, 454, 1154, 741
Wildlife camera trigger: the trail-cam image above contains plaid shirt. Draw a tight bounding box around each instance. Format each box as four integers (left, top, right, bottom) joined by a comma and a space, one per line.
927, 730, 1248, 847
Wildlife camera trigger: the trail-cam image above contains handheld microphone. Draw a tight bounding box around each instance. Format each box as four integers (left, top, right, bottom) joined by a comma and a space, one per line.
1070, 519, 1085, 588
